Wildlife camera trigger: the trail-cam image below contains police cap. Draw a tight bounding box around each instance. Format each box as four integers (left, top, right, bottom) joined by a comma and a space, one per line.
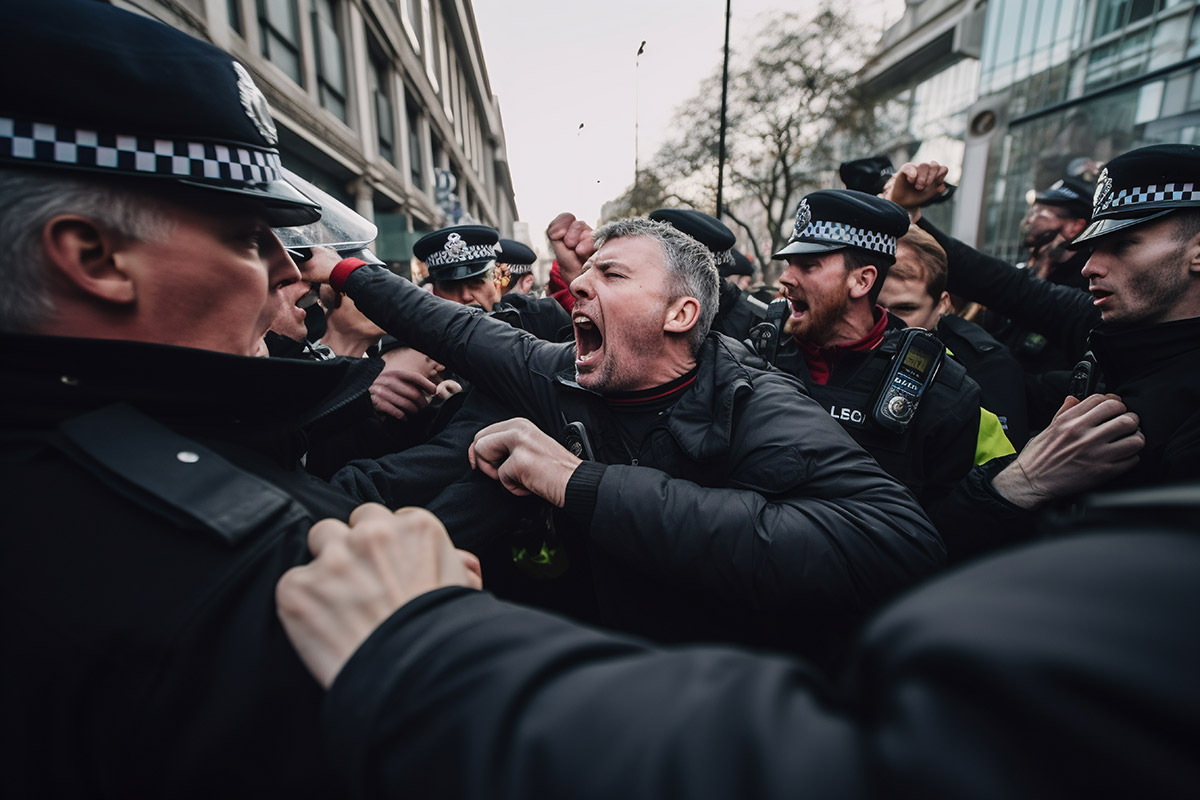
495, 239, 537, 276
414, 225, 500, 282
1071, 144, 1200, 246
650, 208, 737, 268
0, 0, 319, 226
726, 248, 754, 278
1035, 175, 1094, 220
773, 190, 910, 264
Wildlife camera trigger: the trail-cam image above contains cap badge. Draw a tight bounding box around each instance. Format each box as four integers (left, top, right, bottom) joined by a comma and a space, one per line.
1094, 168, 1114, 213
444, 232, 467, 257
793, 199, 812, 239
233, 62, 278, 146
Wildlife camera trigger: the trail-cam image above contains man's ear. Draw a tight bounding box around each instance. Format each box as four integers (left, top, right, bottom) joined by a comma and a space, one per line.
848, 264, 877, 301
42, 214, 137, 305
664, 295, 701, 335
1061, 217, 1088, 241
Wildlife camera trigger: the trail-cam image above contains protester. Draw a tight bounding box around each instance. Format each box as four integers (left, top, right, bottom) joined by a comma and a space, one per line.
649, 207, 767, 339
314, 217, 944, 662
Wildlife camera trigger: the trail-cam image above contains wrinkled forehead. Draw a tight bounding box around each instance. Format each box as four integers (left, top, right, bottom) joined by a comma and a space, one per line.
588, 235, 671, 274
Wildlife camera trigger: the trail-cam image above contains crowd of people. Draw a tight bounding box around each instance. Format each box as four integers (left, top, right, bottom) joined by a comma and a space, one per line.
3, 1, 1200, 798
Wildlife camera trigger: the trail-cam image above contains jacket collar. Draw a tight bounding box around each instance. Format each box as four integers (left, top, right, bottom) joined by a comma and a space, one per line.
554, 334, 756, 462
1089, 316, 1200, 386
0, 333, 378, 432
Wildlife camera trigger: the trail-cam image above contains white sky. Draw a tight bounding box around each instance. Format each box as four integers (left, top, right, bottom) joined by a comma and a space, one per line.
473, 0, 904, 255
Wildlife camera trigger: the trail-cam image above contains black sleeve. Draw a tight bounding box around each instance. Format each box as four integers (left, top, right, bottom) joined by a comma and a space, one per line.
321, 530, 1200, 800
329, 390, 528, 546
918, 217, 1099, 356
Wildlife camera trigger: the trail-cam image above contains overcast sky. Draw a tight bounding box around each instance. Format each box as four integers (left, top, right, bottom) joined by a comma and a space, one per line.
473, 0, 904, 254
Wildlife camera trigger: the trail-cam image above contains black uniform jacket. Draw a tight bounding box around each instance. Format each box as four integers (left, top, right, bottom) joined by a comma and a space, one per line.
321, 487, 1200, 800
342, 264, 945, 657
712, 279, 767, 340
918, 218, 1093, 427
937, 313, 1030, 448
0, 333, 382, 797
773, 313, 983, 509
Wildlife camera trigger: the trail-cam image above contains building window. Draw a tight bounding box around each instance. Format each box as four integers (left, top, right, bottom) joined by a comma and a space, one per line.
407, 96, 425, 190
403, 0, 423, 49
228, 0, 243, 34
257, 0, 302, 84
371, 49, 395, 163
312, 0, 347, 121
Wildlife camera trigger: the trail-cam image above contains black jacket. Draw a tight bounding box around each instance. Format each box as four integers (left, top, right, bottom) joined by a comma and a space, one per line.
712, 280, 767, 340
320, 487, 1200, 800
918, 218, 1093, 427
342, 263, 945, 658
937, 313, 1030, 448
773, 313, 983, 509
0, 333, 387, 797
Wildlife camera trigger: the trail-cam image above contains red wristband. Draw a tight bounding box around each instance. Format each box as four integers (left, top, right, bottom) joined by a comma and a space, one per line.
330, 257, 367, 292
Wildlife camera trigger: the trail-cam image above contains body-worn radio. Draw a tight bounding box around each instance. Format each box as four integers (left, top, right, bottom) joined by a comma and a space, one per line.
748, 298, 790, 364
872, 328, 945, 434
1068, 351, 1100, 400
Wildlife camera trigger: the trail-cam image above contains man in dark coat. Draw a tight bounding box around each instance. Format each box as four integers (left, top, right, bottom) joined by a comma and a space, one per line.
317, 217, 945, 662
276, 484, 1200, 800
0, 1, 481, 795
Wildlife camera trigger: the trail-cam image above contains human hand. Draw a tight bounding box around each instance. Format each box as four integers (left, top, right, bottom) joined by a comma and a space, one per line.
546, 212, 595, 285
294, 245, 343, 285
991, 394, 1144, 509
468, 418, 582, 506
882, 162, 950, 221
276, 504, 482, 689
369, 368, 440, 419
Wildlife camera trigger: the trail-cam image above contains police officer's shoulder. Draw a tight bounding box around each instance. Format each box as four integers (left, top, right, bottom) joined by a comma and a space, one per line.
938, 314, 1006, 357
57, 404, 309, 546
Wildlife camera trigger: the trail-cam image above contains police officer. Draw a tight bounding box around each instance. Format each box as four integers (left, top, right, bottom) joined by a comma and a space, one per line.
766, 190, 1013, 508
418, 225, 571, 341
0, 1, 480, 794
496, 237, 539, 296
878, 224, 1031, 448
649, 208, 767, 340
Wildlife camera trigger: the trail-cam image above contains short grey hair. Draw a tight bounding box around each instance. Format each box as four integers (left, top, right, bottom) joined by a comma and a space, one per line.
592, 217, 719, 354
0, 167, 175, 333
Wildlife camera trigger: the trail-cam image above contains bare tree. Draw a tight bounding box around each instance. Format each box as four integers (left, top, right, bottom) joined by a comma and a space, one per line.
607, 4, 892, 284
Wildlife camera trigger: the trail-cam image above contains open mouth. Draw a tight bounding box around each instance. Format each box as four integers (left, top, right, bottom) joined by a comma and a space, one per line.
1090, 288, 1113, 307
789, 298, 809, 319
573, 312, 604, 368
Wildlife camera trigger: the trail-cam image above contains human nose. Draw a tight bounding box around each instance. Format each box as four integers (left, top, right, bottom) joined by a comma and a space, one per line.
569, 269, 592, 299
265, 230, 302, 287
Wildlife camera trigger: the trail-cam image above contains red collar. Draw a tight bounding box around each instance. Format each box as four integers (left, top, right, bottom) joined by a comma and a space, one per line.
796, 308, 889, 385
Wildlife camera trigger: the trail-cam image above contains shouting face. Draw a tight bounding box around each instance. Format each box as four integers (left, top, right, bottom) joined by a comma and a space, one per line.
569, 235, 683, 393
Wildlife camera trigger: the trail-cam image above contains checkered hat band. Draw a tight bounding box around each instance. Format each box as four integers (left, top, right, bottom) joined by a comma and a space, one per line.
796, 220, 896, 256
712, 247, 735, 266
506, 264, 533, 275
424, 244, 498, 268
1107, 182, 1200, 211
0, 117, 282, 185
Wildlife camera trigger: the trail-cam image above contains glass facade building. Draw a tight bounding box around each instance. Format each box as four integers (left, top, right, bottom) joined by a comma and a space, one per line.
977, 0, 1200, 260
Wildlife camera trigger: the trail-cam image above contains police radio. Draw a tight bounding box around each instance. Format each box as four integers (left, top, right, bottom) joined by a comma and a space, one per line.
1068, 351, 1100, 400
748, 298, 790, 364
872, 329, 945, 434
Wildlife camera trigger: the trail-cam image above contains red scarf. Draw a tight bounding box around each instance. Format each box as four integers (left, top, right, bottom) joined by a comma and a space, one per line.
797, 308, 889, 385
